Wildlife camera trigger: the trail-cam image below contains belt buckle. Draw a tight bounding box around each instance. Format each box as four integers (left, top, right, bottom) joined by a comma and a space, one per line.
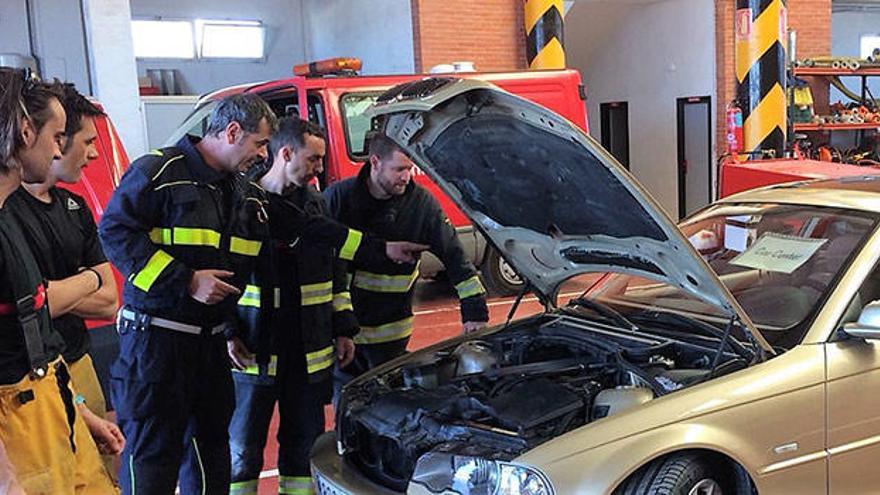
135, 312, 152, 332
16, 294, 35, 315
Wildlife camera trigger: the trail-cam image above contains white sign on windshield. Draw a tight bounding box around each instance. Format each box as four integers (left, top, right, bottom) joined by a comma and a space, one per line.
730, 233, 827, 274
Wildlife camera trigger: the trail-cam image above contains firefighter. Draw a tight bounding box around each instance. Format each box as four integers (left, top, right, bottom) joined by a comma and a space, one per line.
6, 84, 119, 470
99, 94, 425, 494
227, 117, 356, 495
0, 68, 120, 492
325, 133, 489, 384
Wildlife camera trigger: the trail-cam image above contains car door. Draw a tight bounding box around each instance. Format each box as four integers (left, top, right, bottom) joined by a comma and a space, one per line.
826, 233, 880, 494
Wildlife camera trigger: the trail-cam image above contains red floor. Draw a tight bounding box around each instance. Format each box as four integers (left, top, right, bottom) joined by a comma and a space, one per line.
255, 278, 592, 493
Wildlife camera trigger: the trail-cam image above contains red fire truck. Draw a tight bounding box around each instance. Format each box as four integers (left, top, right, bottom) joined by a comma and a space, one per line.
166, 60, 589, 294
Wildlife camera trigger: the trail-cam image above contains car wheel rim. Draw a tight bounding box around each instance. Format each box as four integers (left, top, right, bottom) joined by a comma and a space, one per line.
498, 257, 522, 286
688, 479, 722, 495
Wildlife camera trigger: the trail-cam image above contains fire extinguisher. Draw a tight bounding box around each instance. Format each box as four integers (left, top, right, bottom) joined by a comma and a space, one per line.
726, 103, 744, 156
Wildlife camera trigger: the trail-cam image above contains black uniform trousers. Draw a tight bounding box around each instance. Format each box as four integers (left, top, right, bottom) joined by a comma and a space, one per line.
111, 320, 233, 495
228, 340, 325, 485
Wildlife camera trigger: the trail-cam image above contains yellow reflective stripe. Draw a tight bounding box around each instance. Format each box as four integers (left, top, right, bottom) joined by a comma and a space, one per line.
333, 291, 353, 312
301, 281, 333, 306
148, 227, 172, 245
353, 317, 414, 345
238, 285, 261, 308
455, 275, 486, 299
148, 227, 220, 248
230, 236, 262, 256
353, 264, 419, 293
174, 228, 220, 248
132, 250, 174, 292
237, 285, 281, 309
233, 354, 278, 377
306, 345, 335, 374
152, 153, 184, 181
339, 229, 363, 261
229, 479, 258, 495
279, 476, 314, 495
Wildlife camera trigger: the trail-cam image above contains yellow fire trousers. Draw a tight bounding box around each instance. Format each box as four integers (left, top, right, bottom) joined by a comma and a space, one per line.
0, 359, 117, 494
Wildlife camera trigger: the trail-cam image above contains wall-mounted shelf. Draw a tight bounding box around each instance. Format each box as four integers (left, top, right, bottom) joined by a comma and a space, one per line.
794, 122, 880, 131
793, 66, 880, 77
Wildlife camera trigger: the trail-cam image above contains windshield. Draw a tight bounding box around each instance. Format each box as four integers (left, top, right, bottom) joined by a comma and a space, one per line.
585, 203, 878, 348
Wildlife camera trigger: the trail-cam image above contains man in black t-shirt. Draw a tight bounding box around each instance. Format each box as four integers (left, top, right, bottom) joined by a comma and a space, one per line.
8, 84, 119, 430
0, 68, 119, 493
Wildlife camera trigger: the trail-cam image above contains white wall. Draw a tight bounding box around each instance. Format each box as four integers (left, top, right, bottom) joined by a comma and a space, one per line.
302, 0, 415, 74
130, 0, 308, 95
831, 8, 880, 104
0, 0, 91, 92
566, 0, 717, 216
83, 0, 148, 158
0, 1, 31, 55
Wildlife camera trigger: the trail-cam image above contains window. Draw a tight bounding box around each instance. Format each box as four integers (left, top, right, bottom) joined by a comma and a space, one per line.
340, 93, 381, 159
196, 20, 264, 59
861, 35, 880, 59
131, 20, 195, 59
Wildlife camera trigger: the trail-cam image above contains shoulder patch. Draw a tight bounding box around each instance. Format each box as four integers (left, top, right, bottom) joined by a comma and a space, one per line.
66, 197, 81, 211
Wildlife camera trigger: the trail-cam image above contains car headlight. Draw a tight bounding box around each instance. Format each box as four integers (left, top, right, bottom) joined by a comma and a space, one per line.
410, 451, 554, 495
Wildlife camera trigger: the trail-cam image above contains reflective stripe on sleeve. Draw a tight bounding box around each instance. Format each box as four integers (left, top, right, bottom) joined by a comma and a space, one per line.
455, 275, 486, 299
338, 229, 363, 261
352, 262, 420, 294
229, 480, 258, 495
300, 281, 333, 306
232, 354, 278, 377
306, 345, 335, 375
279, 475, 314, 495
332, 291, 353, 312
237, 285, 261, 308
230, 236, 262, 256
131, 250, 175, 292
148, 227, 220, 248
237, 285, 280, 309
353, 317, 414, 345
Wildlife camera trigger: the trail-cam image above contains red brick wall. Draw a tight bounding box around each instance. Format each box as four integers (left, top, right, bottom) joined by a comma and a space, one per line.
410, 0, 527, 73
714, 0, 831, 153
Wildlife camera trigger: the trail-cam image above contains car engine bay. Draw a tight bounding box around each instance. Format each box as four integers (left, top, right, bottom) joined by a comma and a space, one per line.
336, 313, 749, 490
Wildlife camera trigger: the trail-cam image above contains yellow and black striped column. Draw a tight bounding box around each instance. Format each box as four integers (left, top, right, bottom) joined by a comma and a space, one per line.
525, 0, 565, 69
735, 0, 787, 157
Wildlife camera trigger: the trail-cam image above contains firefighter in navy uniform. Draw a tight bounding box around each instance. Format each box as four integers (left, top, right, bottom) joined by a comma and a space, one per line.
325, 133, 489, 385
99, 95, 425, 494
227, 118, 357, 495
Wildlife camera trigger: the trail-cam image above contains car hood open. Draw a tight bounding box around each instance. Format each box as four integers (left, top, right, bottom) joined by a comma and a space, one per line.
366, 78, 771, 353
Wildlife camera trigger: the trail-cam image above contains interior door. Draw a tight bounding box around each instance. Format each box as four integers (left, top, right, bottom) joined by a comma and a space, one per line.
600, 102, 629, 169
677, 96, 712, 219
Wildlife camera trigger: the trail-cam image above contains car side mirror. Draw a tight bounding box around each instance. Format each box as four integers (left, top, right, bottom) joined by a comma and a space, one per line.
841, 300, 880, 340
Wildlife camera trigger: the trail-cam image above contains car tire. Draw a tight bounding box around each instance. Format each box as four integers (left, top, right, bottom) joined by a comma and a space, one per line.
480, 247, 524, 297
616, 453, 733, 495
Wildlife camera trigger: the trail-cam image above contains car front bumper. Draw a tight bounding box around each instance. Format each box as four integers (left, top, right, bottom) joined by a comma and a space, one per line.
311, 432, 403, 495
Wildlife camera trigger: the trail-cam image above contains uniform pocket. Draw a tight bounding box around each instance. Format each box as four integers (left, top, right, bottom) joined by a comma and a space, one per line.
110, 329, 179, 420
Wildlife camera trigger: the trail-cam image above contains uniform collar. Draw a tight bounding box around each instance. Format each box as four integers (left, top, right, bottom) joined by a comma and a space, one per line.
177, 135, 226, 184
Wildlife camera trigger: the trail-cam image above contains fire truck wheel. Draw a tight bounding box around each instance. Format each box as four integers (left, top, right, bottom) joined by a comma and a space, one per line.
480, 248, 524, 297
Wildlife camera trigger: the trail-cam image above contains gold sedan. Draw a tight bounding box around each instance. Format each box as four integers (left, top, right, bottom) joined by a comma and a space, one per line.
312, 79, 880, 495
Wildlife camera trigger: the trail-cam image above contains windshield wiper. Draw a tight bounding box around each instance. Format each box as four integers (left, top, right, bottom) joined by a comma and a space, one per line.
630, 310, 753, 361
568, 296, 639, 332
